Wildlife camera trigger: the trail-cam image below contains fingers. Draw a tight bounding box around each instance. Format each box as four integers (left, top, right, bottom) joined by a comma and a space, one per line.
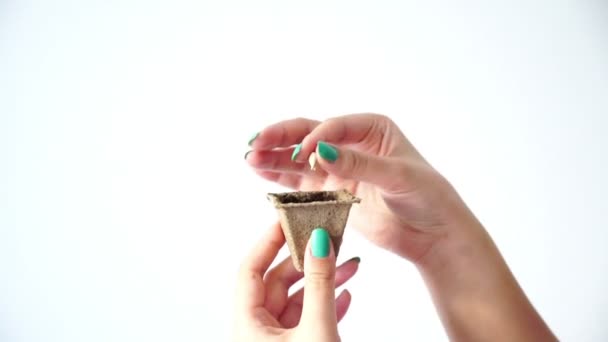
279, 288, 352, 329
298, 228, 339, 335
314, 141, 415, 194
250, 118, 321, 150
264, 255, 358, 318
245, 114, 396, 192
277, 257, 359, 328
246, 148, 327, 177
292, 113, 391, 163
236, 222, 285, 310
263, 256, 303, 317
287, 256, 359, 306
335, 289, 352, 323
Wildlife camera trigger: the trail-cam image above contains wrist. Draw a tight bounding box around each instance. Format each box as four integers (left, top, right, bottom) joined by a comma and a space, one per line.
411, 174, 492, 269
411, 202, 558, 341
414, 207, 492, 276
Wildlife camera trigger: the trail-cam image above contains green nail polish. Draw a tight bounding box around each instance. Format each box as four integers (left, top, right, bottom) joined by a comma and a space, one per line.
291, 143, 302, 161
347, 256, 361, 264
317, 141, 338, 162
248, 132, 259, 146
311, 227, 330, 258
244, 150, 251, 160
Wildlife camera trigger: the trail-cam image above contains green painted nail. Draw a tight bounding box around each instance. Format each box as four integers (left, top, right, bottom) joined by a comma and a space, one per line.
347, 256, 361, 264
291, 143, 302, 161
317, 141, 338, 162
311, 227, 330, 258
248, 132, 259, 146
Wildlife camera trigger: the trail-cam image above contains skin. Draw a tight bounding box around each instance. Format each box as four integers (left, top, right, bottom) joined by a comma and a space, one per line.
240, 113, 558, 342
233, 222, 359, 341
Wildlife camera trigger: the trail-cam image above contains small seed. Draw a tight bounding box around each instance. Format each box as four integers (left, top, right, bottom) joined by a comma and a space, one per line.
308, 152, 317, 170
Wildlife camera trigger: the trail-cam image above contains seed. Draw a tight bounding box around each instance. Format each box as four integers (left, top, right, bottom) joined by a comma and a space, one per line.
308, 152, 317, 170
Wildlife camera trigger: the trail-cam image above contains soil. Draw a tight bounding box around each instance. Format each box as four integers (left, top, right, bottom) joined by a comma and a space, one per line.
275, 191, 338, 204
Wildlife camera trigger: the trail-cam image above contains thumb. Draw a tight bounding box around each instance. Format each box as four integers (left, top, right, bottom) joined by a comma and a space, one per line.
314, 141, 411, 193
299, 227, 339, 337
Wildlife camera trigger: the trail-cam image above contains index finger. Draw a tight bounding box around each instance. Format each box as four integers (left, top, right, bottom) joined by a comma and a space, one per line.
294, 113, 392, 162
250, 118, 320, 150
236, 222, 286, 310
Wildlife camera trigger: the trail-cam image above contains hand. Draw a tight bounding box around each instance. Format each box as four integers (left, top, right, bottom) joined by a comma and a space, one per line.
245, 113, 557, 342
232, 222, 360, 342
245, 113, 467, 262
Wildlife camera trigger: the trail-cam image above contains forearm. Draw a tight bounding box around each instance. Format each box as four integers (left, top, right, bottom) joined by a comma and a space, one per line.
416, 209, 557, 342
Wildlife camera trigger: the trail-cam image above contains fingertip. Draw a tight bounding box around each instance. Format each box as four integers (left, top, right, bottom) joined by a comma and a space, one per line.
346, 256, 361, 264
302, 227, 337, 286
293, 134, 321, 163
299, 228, 346, 335
309, 227, 334, 260
312, 142, 344, 176
291, 143, 303, 162
336, 289, 352, 323
316, 141, 339, 163
292, 143, 310, 164
301, 227, 337, 302
339, 288, 351, 301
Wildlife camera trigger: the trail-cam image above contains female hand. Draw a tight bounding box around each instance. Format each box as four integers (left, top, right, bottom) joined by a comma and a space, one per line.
232, 222, 360, 342
244, 113, 557, 341
245, 113, 465, 262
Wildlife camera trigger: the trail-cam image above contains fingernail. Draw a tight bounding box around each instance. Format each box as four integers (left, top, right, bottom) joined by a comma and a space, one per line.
311, 227, 330, 258
317, 141, 338, 162
248, 132, 259, 146
347, 256, 361, 264
244, 150, 251, 160
291, 143, 302, 161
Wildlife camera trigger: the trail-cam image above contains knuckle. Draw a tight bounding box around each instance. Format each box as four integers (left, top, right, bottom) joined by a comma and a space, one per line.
320, 117, 347, 141
306, 269, 335, 288
394, 160, 411, 177
386, 159, 416, 192
293, 116, 308, 122
369, 113, 392, 124
324, 117, 340, 126
349, 153, 368, 175
372, 112, 389, 120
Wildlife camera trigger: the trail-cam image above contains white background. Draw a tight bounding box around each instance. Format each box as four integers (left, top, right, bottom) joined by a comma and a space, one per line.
1, 1, 607, 341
